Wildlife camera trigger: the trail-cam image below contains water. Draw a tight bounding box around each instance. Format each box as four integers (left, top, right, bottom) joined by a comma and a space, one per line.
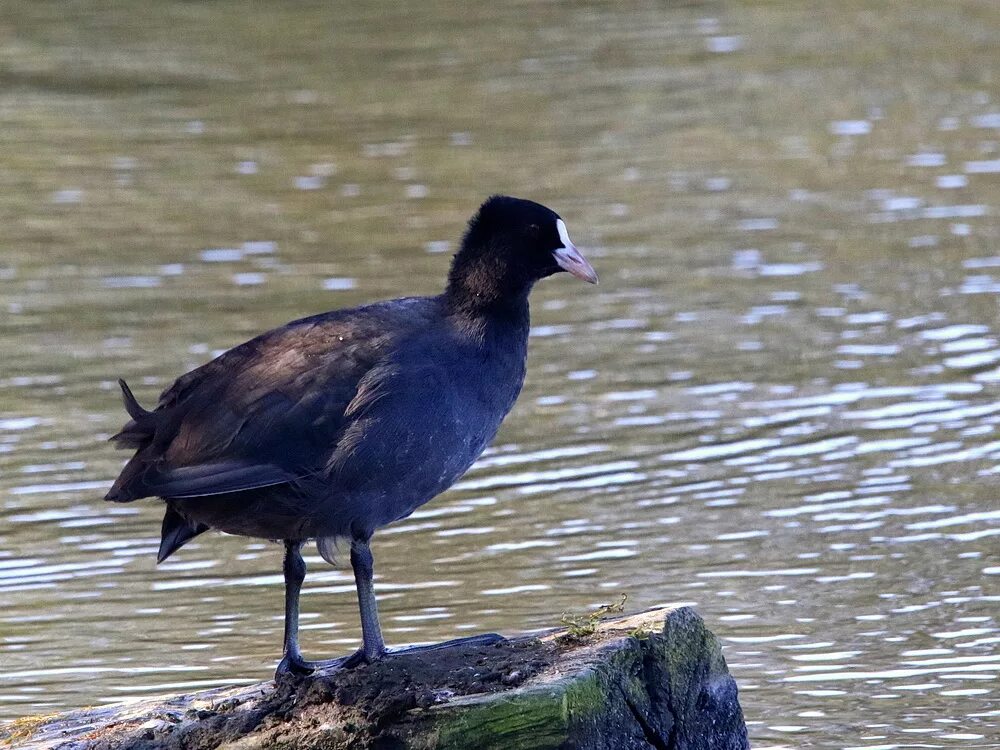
1, 1, 998, 747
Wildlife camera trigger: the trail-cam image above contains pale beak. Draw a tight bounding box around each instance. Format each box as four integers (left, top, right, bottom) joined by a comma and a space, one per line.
554, 244, 599, 284
552, 218, 598, 284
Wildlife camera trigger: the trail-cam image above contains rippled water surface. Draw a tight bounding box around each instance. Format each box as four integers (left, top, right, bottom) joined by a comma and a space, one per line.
1, 2, 998, 747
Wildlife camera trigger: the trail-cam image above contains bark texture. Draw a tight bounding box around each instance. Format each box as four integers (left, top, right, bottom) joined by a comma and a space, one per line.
3, 607, 749, 750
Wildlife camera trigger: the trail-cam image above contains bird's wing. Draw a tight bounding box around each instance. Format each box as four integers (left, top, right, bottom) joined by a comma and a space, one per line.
106, 299, 434, 502
140, 461, 297, 498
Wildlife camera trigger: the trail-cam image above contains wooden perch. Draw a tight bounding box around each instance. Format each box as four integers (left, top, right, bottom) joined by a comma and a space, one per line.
4, 606, 749, 749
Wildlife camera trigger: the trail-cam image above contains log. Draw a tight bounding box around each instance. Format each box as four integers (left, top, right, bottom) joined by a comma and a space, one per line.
3, 607, 749, 750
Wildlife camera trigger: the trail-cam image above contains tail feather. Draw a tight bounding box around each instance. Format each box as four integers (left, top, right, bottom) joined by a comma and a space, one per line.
105, 452, 147, 501
107, 379, 159, 501
118, 378, 151, 421
109, 379, 158, 449
158, 507, 209, 563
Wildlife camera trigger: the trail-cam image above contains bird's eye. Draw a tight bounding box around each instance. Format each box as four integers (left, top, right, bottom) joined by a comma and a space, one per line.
526, 223, 540, 237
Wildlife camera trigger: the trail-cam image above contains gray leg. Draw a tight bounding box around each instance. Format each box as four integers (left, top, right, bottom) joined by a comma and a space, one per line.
275, 540, 311, 677
276, 537, 387, 677
275, 536, 503, 679
350, 537, 386, 662
343, 536, 503, 666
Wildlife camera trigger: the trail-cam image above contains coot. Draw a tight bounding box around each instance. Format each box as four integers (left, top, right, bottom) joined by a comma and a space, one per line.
106, 195, 597, 676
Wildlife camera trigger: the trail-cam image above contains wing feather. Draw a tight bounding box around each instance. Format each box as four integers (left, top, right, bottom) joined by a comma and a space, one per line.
142, 462, 298, 499
106, 298, 437, 503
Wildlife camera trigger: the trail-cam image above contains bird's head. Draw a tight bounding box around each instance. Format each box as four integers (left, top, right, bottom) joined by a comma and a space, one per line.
447, 196, 597, 311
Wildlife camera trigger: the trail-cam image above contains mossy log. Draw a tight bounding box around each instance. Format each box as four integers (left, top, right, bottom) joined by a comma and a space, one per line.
4, 607, 749, 750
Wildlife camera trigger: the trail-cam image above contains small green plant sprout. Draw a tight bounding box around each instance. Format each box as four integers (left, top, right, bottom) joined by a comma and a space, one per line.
558, 593, 627, 643
2, 713, 56, 745
628, 624, 655, 641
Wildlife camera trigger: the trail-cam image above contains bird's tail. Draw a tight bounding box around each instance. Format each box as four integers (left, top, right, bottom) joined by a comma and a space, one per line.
108, 379, 157, 449
106, 379, 158, 502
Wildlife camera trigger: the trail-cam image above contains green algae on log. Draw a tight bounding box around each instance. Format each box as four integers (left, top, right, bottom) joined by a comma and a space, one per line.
3, 607, 749, 749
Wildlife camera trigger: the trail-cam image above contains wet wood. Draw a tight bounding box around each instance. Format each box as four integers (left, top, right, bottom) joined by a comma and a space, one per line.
3, 606, 749, 750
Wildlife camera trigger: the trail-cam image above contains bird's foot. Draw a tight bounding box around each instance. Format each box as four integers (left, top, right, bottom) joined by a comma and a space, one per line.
274, 651, 318, 679
386, 632, 505, 656
274, 634, 505, 680
340, 645, 379, 669
274, 648, 380, 680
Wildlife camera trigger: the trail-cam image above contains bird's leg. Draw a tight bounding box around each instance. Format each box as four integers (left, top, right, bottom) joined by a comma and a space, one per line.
277, 536, 504, 678
343, 536, 386, 666
276, 536, 388, 676
341, 536, 504, 666
275, 540, 313, 677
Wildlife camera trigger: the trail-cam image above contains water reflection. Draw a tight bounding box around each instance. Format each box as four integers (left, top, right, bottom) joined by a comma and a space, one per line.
2, 1, 999, 747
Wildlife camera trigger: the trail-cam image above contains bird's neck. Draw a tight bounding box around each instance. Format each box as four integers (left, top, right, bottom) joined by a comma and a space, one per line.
443, 249, 533, 319
442, 262, 531, 346
443, 289, 531, 340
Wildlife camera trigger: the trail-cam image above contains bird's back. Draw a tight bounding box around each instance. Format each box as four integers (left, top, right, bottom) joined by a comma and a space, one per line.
107, 297, 435, 503
106, 294, 530, 540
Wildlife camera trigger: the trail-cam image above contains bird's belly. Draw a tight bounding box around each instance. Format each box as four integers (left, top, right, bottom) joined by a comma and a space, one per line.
172, 366, 522, 542
166, 431, 486, 543
169, 487, 326, 541
343, 433, 488, 534
320, 401, 504, 537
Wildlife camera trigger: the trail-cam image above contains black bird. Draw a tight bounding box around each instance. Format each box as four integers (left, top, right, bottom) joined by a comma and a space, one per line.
105, 195, 597, 676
